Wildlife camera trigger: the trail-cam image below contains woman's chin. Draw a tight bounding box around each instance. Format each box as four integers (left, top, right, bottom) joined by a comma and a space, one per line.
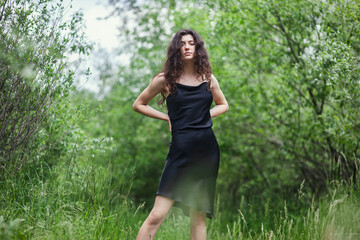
183, 57, 194, 62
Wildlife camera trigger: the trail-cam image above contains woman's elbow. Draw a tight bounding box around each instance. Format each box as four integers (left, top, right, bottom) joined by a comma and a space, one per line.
132, 102, 139, 112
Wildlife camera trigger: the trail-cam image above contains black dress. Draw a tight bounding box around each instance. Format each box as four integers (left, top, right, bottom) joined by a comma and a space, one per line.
156, 81, 220, 219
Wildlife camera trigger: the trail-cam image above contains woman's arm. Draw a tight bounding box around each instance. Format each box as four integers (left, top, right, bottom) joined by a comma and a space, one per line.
210, 74, 229, 118
132, 73, 169, 122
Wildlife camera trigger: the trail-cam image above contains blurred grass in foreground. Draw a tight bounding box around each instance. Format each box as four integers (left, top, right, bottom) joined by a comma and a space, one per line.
1, 147, 359, 239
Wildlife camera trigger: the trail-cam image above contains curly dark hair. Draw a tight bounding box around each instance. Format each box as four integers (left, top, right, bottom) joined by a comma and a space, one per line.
157, 29, 212, 106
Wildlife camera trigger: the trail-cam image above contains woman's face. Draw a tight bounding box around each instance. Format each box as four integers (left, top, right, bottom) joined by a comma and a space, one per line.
180, 34, 196, 61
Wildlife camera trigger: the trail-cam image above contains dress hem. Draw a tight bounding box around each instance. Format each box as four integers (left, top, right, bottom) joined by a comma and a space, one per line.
155, 192, 214, 219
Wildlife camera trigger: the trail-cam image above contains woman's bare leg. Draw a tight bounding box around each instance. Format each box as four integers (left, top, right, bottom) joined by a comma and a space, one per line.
190, 208, 206, 240
136, 195, 174, 240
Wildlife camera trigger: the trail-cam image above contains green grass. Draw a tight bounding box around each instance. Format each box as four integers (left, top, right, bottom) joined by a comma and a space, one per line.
1, 151, 359, 239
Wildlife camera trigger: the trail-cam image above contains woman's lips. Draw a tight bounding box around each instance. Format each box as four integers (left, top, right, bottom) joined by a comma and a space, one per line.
185, 52, 192, 55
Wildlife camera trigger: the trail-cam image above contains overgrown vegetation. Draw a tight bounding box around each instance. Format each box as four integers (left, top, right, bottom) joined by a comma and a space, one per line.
0, 0, 359, 239
0, 0, 91, 171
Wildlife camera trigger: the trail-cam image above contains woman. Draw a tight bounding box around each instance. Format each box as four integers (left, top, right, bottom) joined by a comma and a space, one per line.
132, 29, 228, 240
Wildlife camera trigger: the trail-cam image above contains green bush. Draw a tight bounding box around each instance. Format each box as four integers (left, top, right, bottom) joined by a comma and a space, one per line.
0, 0, 91, 172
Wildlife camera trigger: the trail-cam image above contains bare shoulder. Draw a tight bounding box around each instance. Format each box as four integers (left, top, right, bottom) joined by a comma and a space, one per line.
210, 74, 220, 89
146, 72, 166, 94
151, 72, 166, 87
210, 74, 218, 83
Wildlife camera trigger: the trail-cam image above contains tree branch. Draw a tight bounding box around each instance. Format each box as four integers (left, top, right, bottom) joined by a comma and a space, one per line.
0, 0, 8, 21
273, 11, 303, 66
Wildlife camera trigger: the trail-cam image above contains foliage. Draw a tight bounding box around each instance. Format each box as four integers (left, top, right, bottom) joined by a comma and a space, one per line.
1, 159, 359, 239
206, 0, 360, 202
0, 0, 359, 239
0, 118, 143, 239
0, 0, 91, 171
102, 0, 360, 207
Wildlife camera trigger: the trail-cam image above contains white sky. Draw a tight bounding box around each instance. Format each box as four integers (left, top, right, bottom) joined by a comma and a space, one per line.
71, 0, 119, 51
66, 0, 130, 92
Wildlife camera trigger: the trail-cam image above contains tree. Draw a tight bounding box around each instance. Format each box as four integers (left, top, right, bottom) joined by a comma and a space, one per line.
97, 0, 359, 205
0, 0, 91, 171
207, 0, 360, 198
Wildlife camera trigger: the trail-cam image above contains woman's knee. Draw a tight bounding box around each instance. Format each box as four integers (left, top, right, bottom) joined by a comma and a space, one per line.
145, 195, 173, 226
147, 209, 167, 226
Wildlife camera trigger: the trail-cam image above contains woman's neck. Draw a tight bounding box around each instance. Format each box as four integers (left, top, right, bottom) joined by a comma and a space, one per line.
182, 61, 195, 76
